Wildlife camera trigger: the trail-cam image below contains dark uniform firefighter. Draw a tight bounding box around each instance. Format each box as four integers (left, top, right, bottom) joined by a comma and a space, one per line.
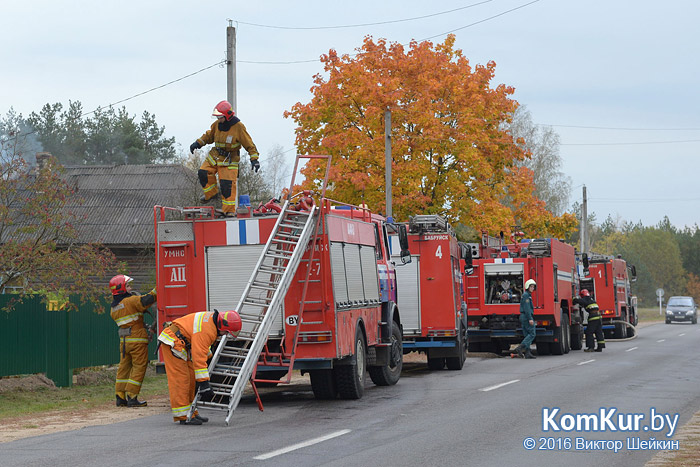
109, 274, 157, 407
574, 289, 605, 352
512, 279, 537, 359
157, 310, 242, 425
189, 100, 260, 215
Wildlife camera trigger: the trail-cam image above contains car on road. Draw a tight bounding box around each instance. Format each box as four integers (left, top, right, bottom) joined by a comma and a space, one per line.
665, 296, 697, 324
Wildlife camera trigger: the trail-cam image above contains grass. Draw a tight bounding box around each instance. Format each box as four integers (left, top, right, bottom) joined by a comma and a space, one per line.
638, 307, 666, 323
0, 372, 169, 420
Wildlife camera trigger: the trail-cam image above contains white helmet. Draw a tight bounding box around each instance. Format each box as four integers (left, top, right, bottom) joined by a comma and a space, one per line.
524, 279, 536, 290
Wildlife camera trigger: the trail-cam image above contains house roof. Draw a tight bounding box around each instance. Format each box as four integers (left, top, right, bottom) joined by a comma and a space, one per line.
61, 164, 199, 245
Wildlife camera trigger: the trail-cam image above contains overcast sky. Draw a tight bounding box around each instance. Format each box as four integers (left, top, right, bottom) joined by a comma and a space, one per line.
2, 0, 698, 229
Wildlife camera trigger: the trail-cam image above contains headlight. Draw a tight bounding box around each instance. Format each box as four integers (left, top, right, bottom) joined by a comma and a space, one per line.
666, 310, 673, 315
686, 311, 694, 316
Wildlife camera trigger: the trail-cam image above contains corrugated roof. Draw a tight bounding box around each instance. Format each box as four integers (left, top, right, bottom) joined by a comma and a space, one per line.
2, 164, 199, 246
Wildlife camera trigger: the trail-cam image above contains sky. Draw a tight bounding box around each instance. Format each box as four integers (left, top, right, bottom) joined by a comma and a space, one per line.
2, 0, 699, 229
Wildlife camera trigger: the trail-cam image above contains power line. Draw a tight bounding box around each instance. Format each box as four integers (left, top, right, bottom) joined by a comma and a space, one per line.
237, 1, 493, 30
561, 139, 700, 146
590, 197, 700, 203
239, 0, 541, 65
541, 123, 700, 131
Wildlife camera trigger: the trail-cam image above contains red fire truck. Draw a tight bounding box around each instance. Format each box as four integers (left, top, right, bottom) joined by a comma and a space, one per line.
580, 253, 638, 338
154, 155, 410, 424
389, 215, 468, 370
465, 233, 583, 356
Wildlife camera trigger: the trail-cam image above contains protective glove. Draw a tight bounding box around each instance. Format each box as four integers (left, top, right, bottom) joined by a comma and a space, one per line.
251, 158, 260, 173
190, 141, 202, 154
196, 381, 214, 402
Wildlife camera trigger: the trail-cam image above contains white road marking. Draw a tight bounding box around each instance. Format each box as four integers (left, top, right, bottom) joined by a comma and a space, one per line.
480, 379, 520, 392
679, 333, 686, 337
254, 430, 351, 460
626, 347, 638, 352
657, 339, 666, 343
578, 359, 596, 366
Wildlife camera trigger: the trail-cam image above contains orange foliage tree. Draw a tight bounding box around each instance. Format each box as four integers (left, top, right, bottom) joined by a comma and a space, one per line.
285, 35, 576, 238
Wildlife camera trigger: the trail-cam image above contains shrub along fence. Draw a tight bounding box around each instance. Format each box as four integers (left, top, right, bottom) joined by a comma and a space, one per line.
0, 295, 157, 387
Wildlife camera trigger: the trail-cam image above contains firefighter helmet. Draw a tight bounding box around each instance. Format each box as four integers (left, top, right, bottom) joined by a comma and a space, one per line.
109, 274, 133, 295
580, 289, 590, 297
212, 100, 235, 121
524, 279, 537, 290
217, 310, 242, 336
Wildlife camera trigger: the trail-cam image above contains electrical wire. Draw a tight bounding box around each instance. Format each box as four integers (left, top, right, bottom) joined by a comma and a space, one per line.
541, 124, 700, 131
236, 1, 493, 30
561, 139, 700, 146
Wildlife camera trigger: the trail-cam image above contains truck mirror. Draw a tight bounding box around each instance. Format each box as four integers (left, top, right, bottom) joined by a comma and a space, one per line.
397, 224, 412, 264
582, 253, 589, 269
630, 265, 637, 281
458, 242, 473, 274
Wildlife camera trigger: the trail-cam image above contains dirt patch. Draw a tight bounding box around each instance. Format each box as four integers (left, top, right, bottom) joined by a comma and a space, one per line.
0, 375, 56, 393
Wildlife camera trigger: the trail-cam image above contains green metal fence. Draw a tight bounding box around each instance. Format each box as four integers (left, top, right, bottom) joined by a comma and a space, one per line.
0, 295, 157, 387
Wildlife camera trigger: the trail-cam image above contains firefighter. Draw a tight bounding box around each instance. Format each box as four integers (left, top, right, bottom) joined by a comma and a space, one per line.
109, 274, 157, 407
189, 101, 260, 216
157, 310, 242, 425
512, 279, 537, 359
574, 289, 605, 352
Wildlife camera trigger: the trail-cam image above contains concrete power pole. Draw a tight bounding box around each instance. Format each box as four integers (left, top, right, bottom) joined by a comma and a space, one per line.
226, 21, 236, 112
385, 108, 392, 221
581, 185, 588, 255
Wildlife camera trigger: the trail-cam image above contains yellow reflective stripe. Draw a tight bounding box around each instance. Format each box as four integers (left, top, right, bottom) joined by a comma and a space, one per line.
125, 338, 149, 343
214, 142, 241, 149
192, 312, 206, 333
127, 379, 142, 387
116, 379, 129, 384
158, 331, 176, 346
194, 368, 210, 380
224, 162, 239, 168
115, 314, 140, 326
172, 404, 191, 417
222, 199, 236, 206
206, 153, 217, 165
203, 184, 216, 193
588, 316, 602, 321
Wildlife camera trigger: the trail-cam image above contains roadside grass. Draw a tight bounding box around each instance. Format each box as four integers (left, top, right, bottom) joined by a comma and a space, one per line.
0, 370, 169, 420
638, 307, 665, 323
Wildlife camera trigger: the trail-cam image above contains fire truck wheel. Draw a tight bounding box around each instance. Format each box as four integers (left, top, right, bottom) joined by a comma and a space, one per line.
369, 323, 403, 386
336, 328, 366, 400
570, 326, 583, 351
550, 324, 565, 355
613, 320, 628, 339
562, 316, 571, 354
536, 341, 550, 356
310, 369, 337, 400
427, 355, 445, 371
627, 324, 636, 337
445, 324, 466, 370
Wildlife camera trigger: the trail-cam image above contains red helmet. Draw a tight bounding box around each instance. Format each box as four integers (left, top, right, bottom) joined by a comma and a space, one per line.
217, 310, 242, 336
109, 274, 133, 295
580, 289, 590, 297
212, 100, 235, 121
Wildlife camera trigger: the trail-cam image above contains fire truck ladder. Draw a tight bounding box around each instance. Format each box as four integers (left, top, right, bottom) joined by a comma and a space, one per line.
186, 203, 317, 425
188, 154, 332, 426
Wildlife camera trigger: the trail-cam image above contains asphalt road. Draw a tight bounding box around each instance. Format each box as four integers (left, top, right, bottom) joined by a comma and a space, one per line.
2, 322, 699, 467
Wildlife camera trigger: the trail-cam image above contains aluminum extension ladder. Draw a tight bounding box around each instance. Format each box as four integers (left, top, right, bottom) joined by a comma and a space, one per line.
187, 201, 317, 425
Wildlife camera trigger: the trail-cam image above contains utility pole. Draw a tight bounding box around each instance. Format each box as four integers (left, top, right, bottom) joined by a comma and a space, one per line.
581, 185, 588, 255
226, 20, 236, 112
384, 108, 392, 221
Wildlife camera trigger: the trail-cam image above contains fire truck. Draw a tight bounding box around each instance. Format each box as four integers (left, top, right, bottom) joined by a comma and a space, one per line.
464, 233, 583, 356
154, 155, 410, 425
389, 215, 469, 370
579, 253, 638, 338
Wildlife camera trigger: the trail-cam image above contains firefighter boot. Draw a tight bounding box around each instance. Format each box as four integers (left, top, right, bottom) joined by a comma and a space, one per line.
584, 348, 595, 352
524, 348, 537, 359
194, 413, 209, 423
510, 345, 525, 358
179, 418, 203, 426
200, 193, 220, 204
127, 395, 147, 407
116, 395, 128, 407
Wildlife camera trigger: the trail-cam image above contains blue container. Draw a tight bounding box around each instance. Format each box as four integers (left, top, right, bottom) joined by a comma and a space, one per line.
238, 195, 251, 207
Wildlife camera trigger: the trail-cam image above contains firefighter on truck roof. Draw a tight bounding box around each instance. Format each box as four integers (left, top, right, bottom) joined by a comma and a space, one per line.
189, 100, 260, 216
575, 289, 605, 352
109, 274, 157, 408
157, 310, 242, 425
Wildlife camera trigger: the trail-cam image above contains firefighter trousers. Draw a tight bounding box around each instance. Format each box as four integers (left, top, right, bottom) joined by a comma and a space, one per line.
519, 315, 536, 348
585, 317, 606, 350
162, 346, 200, 422
115, 339, 149, 396
198, 157, 239, 214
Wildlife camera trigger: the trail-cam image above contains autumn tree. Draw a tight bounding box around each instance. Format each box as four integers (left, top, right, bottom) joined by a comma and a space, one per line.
0, 115, 119, 310
285, 35, 576, 238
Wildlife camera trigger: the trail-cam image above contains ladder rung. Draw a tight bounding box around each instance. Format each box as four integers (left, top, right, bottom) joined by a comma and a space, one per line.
272, 238, 300, 246
259, 266, 287, 273
197, 401, 229, 409
250, 284, 278, 292
212, 369, 242, 378
242, 299, 270, 307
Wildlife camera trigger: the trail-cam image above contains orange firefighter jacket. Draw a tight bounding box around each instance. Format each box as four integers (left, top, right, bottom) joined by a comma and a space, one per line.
196, 118, 259, 167
158, 312, 218, 382
110, 290, 157, 343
